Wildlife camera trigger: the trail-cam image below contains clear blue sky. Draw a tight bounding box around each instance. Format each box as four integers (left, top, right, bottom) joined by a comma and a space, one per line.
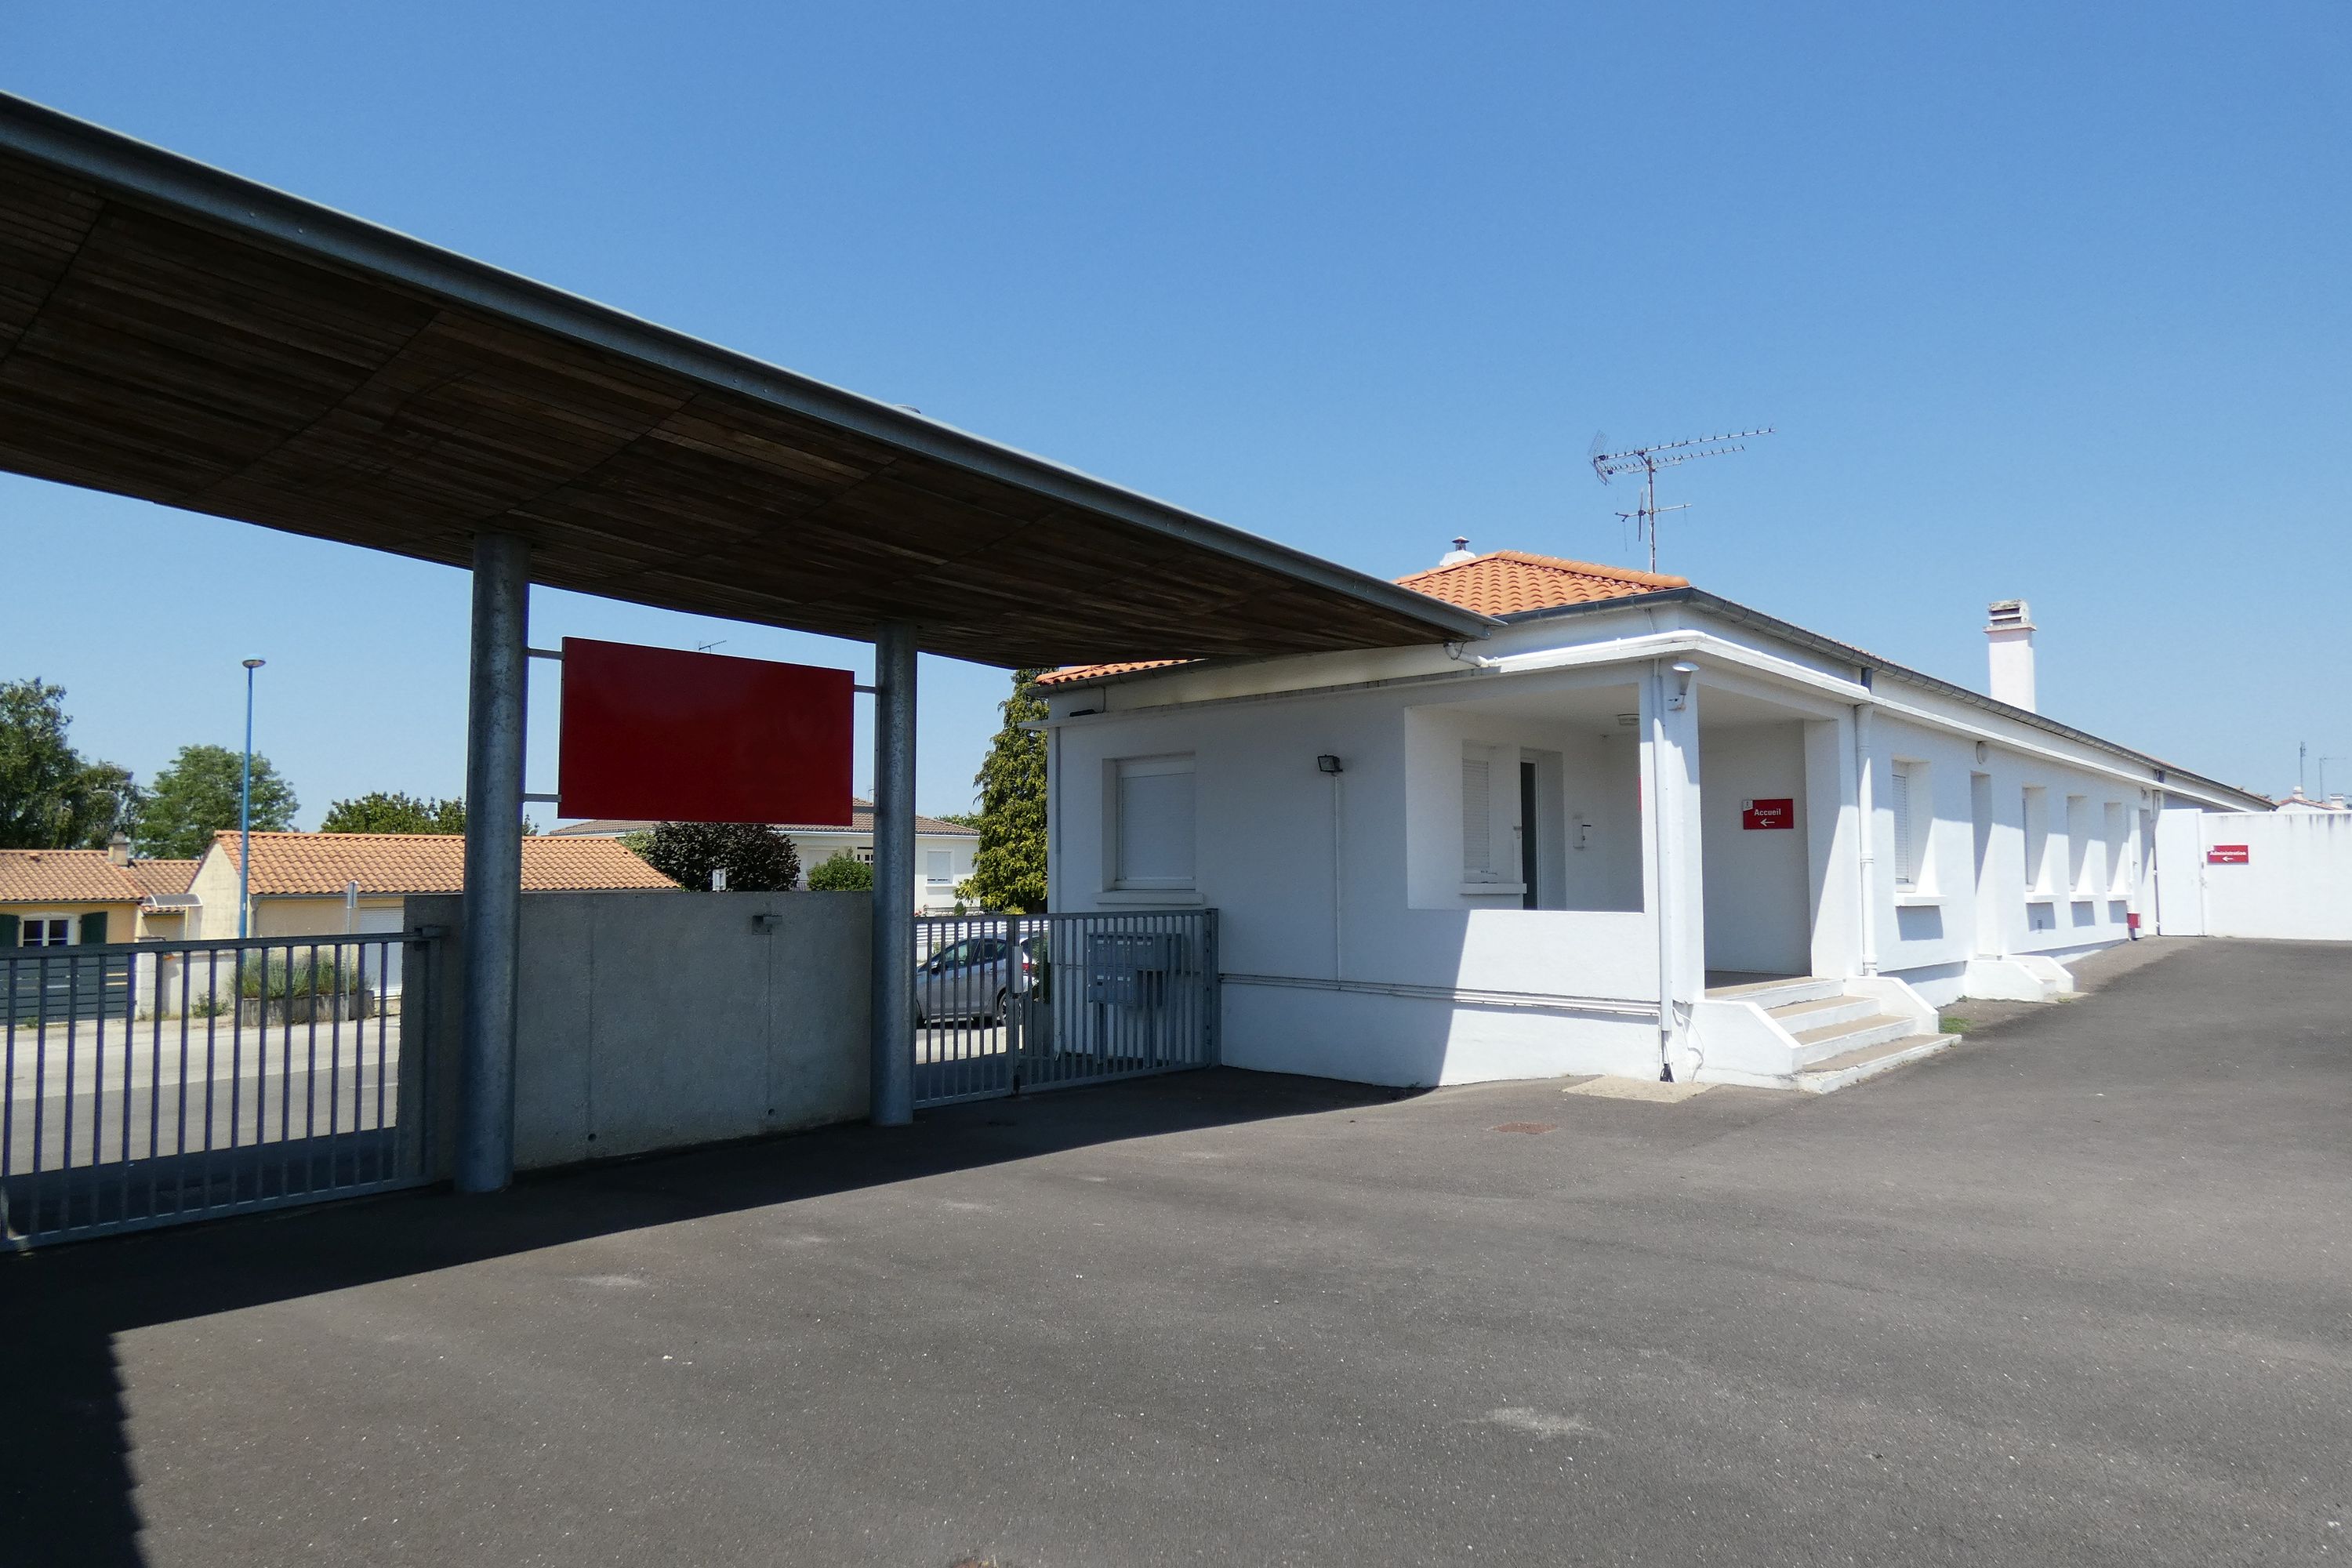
3, 1, 2346, 818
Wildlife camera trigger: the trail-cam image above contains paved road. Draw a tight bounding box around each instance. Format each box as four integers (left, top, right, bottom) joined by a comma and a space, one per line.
2, 938, 2346, 1566
5, 1023, 403, 1174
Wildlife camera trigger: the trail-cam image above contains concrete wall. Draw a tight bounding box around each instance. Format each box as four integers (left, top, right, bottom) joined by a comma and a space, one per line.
412, 889, 869, 1174
0, 898, 140, 943
1043, 594, 2262, 1079
1700, 722, 1811, 975
1047, 660, 1664, 1087
1860, 711, 2151, 1003
2169, 811, 2352, 941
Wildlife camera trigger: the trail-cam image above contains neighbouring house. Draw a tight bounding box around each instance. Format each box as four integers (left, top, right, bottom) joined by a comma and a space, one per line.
1, 833, 196, 949
1, 840, 202, 1021
187, 830, 679, 941
2274, 791, 2348, 814
1036, 546, 2270, 1091
548, 800, 980, 912
0, 847, 143, 950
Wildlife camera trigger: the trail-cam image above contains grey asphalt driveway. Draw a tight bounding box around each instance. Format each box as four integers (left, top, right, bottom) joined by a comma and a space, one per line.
3, 938, 2347, 1567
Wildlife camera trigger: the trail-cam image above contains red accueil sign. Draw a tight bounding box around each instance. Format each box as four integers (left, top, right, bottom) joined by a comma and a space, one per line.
1742, 797, 1795, 830
2207, 844, 2250, 865
557, 637, 854, 826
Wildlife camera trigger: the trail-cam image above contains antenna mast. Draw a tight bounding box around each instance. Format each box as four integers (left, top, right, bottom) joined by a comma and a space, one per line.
1589, 426, 1774, 573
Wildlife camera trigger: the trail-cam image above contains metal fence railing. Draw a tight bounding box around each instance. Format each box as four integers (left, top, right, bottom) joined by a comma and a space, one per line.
2, 931, 434, 1248
912, 909, 1218, 1108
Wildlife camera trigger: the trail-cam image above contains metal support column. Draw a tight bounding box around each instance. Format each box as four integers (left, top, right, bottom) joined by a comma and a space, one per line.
869, 621, 916, 1126
457, 532, 529, 1192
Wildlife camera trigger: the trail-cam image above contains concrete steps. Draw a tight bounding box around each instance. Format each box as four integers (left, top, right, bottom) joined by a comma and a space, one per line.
1690, 975, 1942, 1092
1792, 1034, 1955, 1094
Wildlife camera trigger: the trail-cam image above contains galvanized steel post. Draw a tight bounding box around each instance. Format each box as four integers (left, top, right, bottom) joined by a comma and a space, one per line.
457, 532, 529, 1192
869, 621, 916, 1126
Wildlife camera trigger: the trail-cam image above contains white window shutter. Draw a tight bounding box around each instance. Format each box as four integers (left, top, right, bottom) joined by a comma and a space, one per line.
1890, 762, 1914, 885
1462, 756, 1492, 879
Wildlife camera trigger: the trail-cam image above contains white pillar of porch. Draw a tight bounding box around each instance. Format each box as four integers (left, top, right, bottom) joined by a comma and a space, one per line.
1640, 659, 1706, 1076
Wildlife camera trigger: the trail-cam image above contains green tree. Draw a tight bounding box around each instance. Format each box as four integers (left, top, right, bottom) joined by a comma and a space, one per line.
637, 821, 801, 891
0, 679, 143, 849
321, 791, 467, 834
958, 666, 1048, 912
136, 743, 299, 859
931, 811, 982, 828
806, 852, 874, 891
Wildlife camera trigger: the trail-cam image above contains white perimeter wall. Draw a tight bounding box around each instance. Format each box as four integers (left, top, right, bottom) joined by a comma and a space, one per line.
412, 889, 869, 1172
2157, 810, 2352, 940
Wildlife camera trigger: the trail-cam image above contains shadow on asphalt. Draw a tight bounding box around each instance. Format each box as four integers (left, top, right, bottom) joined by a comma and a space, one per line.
0, 1068, 1415, 1567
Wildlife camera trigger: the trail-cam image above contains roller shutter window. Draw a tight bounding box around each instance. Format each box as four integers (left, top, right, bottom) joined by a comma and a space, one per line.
1890, 761, 1916, 887
1462, 752, 1495, 880
1114, 756, 1196, 890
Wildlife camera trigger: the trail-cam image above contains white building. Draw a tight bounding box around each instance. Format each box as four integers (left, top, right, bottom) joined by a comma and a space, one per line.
1037, 550, 2267, 1091
548, 801, 981, 913
2274, 792, 2348, 814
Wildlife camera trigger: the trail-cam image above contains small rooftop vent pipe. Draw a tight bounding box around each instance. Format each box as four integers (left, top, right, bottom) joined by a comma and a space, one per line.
1985, 598, 2037, 712
1439, 536, 1476, 566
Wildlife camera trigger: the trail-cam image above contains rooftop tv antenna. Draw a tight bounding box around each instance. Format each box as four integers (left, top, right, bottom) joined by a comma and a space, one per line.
1589, 426, 1774, 573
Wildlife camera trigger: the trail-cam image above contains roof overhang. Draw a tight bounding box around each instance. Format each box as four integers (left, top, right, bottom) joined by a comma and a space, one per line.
1046, 584, 2269, 812
0, 93, 1492, 668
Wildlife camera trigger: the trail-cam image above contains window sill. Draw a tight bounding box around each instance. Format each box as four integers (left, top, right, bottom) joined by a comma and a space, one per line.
1460, 882, 1529, 898
1893, 892, 1944, 907
1097, 887, 1203, 906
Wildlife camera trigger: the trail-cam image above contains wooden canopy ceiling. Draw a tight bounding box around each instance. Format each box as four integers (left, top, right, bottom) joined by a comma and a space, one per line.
0, 94, 1490, 669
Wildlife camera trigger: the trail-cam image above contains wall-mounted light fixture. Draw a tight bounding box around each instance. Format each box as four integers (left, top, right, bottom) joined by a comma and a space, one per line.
1975, 740, 1990, 764
1668, 661, 1698, 711
1317, 754, 1345, 775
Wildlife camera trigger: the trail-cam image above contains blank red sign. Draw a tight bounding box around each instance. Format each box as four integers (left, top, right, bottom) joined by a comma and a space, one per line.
1742, 797, 1795, 830
557, 637, 853, 825
2207, 844, 2250, 865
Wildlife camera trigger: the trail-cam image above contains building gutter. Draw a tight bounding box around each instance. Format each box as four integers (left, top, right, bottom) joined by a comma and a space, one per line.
1054, 622, 2245, 810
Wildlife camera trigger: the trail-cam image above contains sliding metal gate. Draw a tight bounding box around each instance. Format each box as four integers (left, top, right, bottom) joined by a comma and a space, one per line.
2, 931, 434, 1248
912, 909, 1218, 1108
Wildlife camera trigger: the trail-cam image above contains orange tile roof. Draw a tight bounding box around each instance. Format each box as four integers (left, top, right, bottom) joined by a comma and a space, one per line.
1392, 550, 1686, 616
125, 858, 199, 899
0, 848, 143, 904
212, 832, 680, 895
1036, 550, 1686, 687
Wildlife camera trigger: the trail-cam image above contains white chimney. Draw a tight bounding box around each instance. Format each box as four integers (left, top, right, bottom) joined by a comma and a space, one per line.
1984, 599, 2036, 711
1438, 536, 1476, 566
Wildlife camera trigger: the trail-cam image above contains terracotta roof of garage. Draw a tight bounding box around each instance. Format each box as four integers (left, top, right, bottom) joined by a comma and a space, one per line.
0, 94, 1491, 670
1037, 551, 1685, 686
0, 849, 143, 904
125, 858, 199, 898
212, 832, 677, 895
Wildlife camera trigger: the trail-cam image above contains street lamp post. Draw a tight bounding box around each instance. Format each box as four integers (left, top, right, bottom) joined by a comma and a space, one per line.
239, 659, 266, 939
